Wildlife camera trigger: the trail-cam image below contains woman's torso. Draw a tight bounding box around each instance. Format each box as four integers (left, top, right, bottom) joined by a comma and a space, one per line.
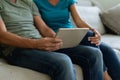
34, 0, 76, 32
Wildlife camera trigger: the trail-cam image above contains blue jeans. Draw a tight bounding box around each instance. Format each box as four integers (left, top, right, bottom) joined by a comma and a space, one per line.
79, 30, 120, 80
57, 30, 120, 80
100, 43, 120, 80
5, 30, 105, 80
5, 46, 103, 80
57, 45, 103, 80
6, 49, 76, 80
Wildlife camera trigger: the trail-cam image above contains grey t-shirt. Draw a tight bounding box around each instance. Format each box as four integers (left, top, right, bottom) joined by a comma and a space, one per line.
0, 0, 41, 38
0, 0, 42, 55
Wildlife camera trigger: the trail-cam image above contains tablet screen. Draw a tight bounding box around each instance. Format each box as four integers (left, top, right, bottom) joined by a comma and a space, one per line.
56, 28, 89, 49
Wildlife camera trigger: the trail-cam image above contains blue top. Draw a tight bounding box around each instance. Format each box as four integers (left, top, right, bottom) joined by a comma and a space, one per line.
33, 0, 76, 32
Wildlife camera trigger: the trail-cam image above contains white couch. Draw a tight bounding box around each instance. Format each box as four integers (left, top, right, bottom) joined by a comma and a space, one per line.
0, 0, 120, 80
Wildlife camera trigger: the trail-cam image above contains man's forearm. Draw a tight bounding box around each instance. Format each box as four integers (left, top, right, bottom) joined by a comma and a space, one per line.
0, 31, 37, 49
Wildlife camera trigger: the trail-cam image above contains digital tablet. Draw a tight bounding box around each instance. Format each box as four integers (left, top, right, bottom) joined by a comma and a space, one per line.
56, 28, 89, 49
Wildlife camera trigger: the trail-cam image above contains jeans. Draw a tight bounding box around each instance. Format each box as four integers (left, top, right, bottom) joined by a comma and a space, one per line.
100, 43, 120, 80
79, 30, 120, 80
5, 46, 103, 80
5, 30, 105, 80
6, 49, 76, 80
56, 30, 104, 80
57, 45, 103, 80
57, 30, 120, 80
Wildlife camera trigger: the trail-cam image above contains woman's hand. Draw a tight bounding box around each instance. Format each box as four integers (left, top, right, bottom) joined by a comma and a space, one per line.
88, 29, 101, 46
35, 37, 63, 51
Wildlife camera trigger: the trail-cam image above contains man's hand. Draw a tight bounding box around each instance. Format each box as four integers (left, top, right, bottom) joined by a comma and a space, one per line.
35, 37, 63, 51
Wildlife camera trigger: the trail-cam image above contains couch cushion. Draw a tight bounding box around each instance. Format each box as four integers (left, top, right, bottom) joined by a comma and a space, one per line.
101, 34, 120, 60
0, 59, 51, 80
72, 6, 106, 34
101, 34, 120, 51
0, 59, 83, 80
100, 4, 120, 35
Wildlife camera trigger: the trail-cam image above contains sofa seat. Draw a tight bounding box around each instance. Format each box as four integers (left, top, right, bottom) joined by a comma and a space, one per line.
0, 59, 83, 80
102, 34, 120, 51
101, 34, 120, 60
0, 60, 50, 80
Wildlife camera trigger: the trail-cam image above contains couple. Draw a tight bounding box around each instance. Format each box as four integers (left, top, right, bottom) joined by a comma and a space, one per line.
0, 0, 120, 80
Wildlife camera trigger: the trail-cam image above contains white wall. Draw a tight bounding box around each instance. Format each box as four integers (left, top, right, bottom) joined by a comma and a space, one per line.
92, 0, 120, 10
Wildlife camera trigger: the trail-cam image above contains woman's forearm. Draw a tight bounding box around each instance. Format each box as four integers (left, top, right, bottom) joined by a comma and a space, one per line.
76, 20, 95, 30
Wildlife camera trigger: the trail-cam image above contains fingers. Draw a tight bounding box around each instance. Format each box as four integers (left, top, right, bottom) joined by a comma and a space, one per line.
37, 37, 63, 51
90, 39, 101, 46
45, 43, 62, 51
51, 37, 62, 43
48, 37, 63, 51
88, 34, 101, 46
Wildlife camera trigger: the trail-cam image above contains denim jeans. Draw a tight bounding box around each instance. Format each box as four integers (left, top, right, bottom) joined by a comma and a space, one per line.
5, 46, 103, 80
4, 30, 106, 80
57, 45, 103, 80
100, 43, 120, 80
79, 30, 120, 80
57, 30, 120, 80
56, 30, 104, 80
6, 49, 76, 80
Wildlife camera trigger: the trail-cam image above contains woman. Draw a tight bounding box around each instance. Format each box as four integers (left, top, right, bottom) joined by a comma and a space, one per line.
33, 0, 120, 80
0, 0, 104, 80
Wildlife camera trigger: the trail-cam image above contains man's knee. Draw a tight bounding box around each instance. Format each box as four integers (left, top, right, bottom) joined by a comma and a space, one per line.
88, 48, 103, 65
54, 53, 73, 67
52, 53, 74, 74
